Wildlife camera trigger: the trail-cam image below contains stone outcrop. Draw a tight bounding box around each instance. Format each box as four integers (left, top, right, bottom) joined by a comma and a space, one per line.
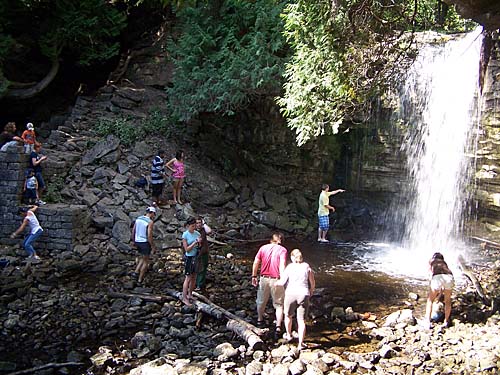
444, 0, 500, 31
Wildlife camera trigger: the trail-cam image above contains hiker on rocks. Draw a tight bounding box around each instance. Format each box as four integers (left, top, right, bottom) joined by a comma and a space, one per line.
23, 169, 39, 205
423, 252, 454, 329
151, 150, 166, 205
195, 216, 212, 291
29, 143, 48, 204
181, 217, 201, 305
21, 122, 37, 154
131, 206, 157, 283
317, 184, 345, 243
278, 249, 315, 351
251, 232, 288, 338
10, 206, 43, 260
0, 122, 25, 152
166, 150, 185, 205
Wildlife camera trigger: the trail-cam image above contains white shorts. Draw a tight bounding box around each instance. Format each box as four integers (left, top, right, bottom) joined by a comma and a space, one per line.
430, 274, 454, 291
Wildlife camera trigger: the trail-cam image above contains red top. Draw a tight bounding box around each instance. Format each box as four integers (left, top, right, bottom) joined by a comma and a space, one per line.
256, 243, 287, 278
22, 130, 36, 144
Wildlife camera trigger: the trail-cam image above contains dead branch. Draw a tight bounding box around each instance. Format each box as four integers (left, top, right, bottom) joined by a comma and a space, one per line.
6, 362, 83, 375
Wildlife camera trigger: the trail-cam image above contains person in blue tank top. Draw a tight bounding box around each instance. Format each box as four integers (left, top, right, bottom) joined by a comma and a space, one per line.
131, 206, 157, 283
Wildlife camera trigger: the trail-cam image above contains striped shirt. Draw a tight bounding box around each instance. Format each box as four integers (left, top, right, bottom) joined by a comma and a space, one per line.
151, 155, 164, 185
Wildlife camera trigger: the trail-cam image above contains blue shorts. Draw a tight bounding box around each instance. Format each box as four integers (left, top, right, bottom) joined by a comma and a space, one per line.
35, 172, 46, 190
318, 215, 329, 230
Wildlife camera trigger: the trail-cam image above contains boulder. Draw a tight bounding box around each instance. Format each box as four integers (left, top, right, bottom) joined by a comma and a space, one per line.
82, 135, 121, 165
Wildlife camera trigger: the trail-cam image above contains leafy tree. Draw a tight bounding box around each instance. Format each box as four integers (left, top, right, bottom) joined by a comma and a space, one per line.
166, 0, 288, 122
277, 0, 476, 145
0, 0, 127, 99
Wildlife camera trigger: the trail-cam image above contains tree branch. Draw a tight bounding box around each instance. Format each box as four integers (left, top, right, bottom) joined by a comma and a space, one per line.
4, 59, 60, 100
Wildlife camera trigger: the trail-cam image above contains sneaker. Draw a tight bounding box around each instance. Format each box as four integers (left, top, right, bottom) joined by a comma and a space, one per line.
319, 239, 329, 243
441, 320, 451, 328
283, 332, 293, 342
36, 200, 46, 205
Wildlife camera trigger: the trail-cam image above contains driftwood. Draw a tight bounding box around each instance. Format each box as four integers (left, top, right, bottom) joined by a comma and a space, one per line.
108, 288, 266, 349
6, 362, 83, 375
108, 290, 170, 303
166, 289, 266, 350
458, 255, 490, 305
470, 236, 500, 250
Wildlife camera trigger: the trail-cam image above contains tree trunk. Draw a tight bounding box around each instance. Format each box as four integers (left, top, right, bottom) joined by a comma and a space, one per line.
4, 59, 60, 100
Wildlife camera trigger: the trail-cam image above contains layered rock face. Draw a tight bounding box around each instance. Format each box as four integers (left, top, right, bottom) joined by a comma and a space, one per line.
475, 32, 500, 236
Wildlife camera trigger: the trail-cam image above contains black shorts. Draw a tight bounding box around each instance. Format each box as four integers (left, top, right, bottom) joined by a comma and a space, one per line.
151, 183, 164, 197
135, 242, 151, 256
184, 255, 198, 275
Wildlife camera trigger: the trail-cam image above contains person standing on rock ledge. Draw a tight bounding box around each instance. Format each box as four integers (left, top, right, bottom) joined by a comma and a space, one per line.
251, 232, 288, 339
166, 150, 185, 205
151, 150, 166, 205
317, 184, 345, 243
10, 205, 43, 260
29, 142, 48, 205
131, 206, 157, 283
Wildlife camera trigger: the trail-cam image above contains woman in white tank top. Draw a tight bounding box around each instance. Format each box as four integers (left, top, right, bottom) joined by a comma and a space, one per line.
11, 206, 43, 260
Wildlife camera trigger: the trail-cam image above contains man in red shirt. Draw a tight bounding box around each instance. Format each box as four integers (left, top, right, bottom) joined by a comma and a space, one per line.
251, 232, 288, 338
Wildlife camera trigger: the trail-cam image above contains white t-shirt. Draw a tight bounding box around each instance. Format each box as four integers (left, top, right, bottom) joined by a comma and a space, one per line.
26, 211, 42, 234
281, 262, 312, 296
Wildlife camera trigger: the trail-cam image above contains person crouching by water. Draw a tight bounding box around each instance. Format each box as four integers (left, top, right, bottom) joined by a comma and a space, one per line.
10, 206, 43, 260
424, 252, 454, 329
278, 249, 315, 351
131, 206, 157, 283
181, 217, 201, 306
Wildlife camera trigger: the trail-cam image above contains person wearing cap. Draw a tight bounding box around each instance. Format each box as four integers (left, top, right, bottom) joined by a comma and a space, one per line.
251, 232, 288, 338
10, 205, 43, 260
22, 123, 37, 154
131, 207, 157, 283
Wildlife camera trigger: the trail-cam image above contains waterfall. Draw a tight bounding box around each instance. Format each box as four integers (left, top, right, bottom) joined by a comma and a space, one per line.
352, 29, 484, 280
397, 28, 483, 256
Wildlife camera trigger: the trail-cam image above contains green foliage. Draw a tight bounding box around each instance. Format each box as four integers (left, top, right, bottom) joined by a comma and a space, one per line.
45, 175, 65, 203
277, 0, 477, 146
166, 0, 288, 122
0, 0, 126, 97
95, 111, 172, 146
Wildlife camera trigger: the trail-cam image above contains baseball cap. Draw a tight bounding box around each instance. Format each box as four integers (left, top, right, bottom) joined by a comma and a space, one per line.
146, 206, 157, 214
27, 123, 34, 130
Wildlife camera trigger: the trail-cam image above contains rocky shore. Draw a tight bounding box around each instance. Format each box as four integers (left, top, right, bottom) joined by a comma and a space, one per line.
1, 234, 500, 374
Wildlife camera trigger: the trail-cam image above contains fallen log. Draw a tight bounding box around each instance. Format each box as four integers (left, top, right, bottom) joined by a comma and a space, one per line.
470, 236, 500, 250
165, 289, 266, 350
457, 255, 490, 305
107, 290, 170, 303
6, 362, 83, 375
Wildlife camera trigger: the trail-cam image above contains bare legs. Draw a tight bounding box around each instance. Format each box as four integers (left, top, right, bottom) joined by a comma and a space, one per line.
182, 274, 196, 305
318, 228, 328, 242
134, 255, 149, 282
425, 288, 452, 325
173, 178, 184, 204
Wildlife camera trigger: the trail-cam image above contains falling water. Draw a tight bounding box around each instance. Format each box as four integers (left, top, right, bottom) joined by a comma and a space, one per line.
398, 28, 483, 256
351, 29, 483, 280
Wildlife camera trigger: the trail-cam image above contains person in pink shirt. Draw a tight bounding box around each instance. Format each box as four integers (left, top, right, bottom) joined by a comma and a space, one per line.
166, 150, 185, 204
251, 232, 288, 338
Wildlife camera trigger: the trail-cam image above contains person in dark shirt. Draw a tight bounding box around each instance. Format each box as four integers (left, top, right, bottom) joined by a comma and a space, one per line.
0, 122, 24, 151
29, 143, 48, 203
